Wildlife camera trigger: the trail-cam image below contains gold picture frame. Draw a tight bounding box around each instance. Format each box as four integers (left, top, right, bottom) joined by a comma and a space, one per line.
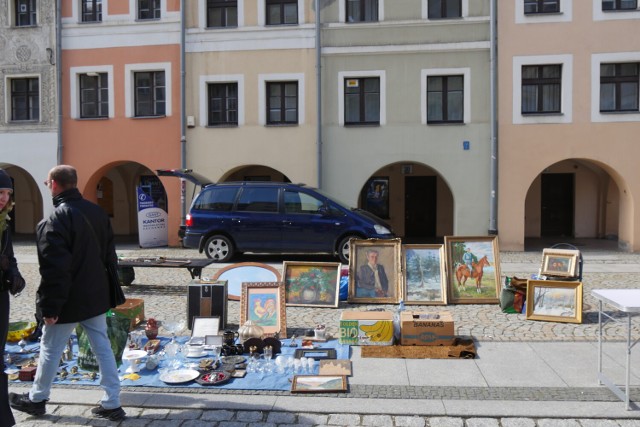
291, 375, 348, 393
348, 238, 402, 304
282, 261, 341, 308
540, 248, 580, 278
526, 279, 583, 324
240, 282, 287, 337
444, 236, 501, 304
402, 244, 447, 305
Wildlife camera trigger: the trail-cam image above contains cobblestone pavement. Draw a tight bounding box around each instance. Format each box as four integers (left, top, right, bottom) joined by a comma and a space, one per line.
7, 239, 640, 426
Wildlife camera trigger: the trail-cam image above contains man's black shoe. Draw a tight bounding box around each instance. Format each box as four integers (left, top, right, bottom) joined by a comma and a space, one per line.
91, 405, 126, 421
9, 392, 46, 416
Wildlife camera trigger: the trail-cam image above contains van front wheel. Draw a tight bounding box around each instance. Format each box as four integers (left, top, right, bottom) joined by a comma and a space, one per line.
337, 235, 358, 265
204, 235, 234, 262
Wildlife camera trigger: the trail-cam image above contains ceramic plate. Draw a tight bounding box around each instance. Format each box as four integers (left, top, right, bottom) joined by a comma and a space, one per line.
122, 350, 147, 360
186, 351, 207, 358
195, 370, 231, 386
159, 369, 200, 384
221, 355, 246, 365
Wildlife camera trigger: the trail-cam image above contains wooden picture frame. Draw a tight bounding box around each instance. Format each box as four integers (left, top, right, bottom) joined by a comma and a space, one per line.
402, 244, 447, 305
291, 375, 347, 393
526, 280, 583, 323
191, 316, 220, 338
240, 282, 287, 337
540, 248, 580, 278
293, 348, 337, 360
283, 261, 341, 308
348, 238, 402, 304
444, 236, 501, 304
212, 262, 280, 301
319, 360, 352, 376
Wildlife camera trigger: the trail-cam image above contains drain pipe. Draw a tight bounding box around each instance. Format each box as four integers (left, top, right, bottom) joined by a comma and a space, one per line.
180, 0, 186, 225
56, 0, 62, 164
488, 0, 498, 235
315, 0, 322, 188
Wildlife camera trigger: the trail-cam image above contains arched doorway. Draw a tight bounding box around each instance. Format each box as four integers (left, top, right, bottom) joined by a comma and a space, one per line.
223, 165, 291, 183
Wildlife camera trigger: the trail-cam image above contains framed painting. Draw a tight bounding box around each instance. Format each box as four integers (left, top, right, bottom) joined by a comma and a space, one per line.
526, 280, 583, 324
240, 282, 287, 337
402, 244, 447, 305
283, 261, 341, 308
212, 262, 280, 301
348, 238, 402, 304
444, 236, 501, 304
540, 248, 580, 278
291, 375, 347, 393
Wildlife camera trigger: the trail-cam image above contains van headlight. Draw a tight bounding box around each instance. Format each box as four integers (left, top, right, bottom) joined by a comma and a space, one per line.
374, 224, 391, 235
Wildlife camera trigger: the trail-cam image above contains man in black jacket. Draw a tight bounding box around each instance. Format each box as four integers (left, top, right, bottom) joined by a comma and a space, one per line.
9, 165, 125, 421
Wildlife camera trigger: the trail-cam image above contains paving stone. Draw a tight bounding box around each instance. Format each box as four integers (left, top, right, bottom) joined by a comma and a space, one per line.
327, 413, 361, 425
168, 408, 203, 419
466, 418, 501, 427
537, 420, 581, 427
578, 421, 622, 427
267, 412, 297, 424
500, 419, 536, 427
394, 415, 426, 427
361, 414, 393, 426
296, 413, 329, 425
201, 410, 235, 422
235, 410, 265, 422
426, 417, 464, 427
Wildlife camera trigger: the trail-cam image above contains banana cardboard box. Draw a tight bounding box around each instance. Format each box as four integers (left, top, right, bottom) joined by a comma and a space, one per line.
339, 311, 394, 346
400, 311, 455, 346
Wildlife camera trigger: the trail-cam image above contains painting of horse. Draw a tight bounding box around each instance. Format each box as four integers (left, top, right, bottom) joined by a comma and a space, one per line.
444, 236, 501, 304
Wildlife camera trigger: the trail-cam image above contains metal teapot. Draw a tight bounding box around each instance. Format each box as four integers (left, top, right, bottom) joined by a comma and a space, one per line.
238, 320, 264, 344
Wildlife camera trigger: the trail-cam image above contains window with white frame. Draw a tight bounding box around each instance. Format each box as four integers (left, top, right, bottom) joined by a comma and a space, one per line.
266, 81, 298, 124
208, 82, 238, 126
10, 77, 39, 121
524, 0, 560, 14
138, 0, 161, 20
602, 0, 638, 10
15, 0, 37, 27
344, 77, 380, 125
521, 64, 562, 114
427, 75, 464, 123
428, 0, 461, 19
266, 0, 297, 25
134, 71, 165, 117
346, 0, 378, 22
600, 63, 639, 113
82, 0, 102, 22
80, 73, 109, 118
207, 0, 238, 27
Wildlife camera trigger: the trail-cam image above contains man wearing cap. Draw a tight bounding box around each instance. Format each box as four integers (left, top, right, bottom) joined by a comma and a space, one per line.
9, 165, 125, 421
0, 169, 26, 426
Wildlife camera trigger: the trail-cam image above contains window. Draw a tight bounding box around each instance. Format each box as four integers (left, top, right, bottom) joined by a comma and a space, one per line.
284, 190, 324, 214
600, 63, 639, 112
194, 187, 238, 211
82, 0, 102, 22
208, 82, 238, 126
207, 0, 238, 27
602, 0, 637, 10
134, 71, 166, 117
80, 73, 109, 118
10, 77, 39, 121
344, 77, 380, 125
15, 0, 36, 26
427, 75, 463, 123
267, 82, 298, 124
428, 0, 461, 19
521, 64, 562, 114
266, 0, 297, 25
236, 187, 279, 212
347, 0, 378, 22
524, 0, 560, 14
138, 0, 161, 20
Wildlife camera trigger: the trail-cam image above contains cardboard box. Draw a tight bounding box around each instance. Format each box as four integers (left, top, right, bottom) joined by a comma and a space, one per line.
113, 298, 145, 331
400, 311, 455, 346
339, 311, 394, 346
188, 280, 228, 330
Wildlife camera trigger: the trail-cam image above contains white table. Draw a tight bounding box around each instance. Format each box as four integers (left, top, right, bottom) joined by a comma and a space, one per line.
592, 289, 640, 410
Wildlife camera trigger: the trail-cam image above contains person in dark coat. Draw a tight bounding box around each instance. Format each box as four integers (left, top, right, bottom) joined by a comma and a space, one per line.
9, 165, 125, 421
0, 169, 26, 427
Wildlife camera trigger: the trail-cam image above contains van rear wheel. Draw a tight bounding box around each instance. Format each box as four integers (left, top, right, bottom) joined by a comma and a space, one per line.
204, 235, 234, 262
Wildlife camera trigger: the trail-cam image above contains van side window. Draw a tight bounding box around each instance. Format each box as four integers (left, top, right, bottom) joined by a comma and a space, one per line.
236, 187, 279, 212
284, 190, 323, 214
194, 187, 238, 211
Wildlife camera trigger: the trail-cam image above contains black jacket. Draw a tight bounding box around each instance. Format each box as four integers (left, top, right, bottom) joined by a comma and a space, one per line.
36, 188, 116, 323
0, 226, 21, 292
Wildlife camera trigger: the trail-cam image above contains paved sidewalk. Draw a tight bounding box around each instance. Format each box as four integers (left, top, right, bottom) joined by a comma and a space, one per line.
6, 239, 640, 425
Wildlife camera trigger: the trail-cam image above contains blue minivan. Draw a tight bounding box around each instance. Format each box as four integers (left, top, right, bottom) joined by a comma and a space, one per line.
157, 170, 394, 263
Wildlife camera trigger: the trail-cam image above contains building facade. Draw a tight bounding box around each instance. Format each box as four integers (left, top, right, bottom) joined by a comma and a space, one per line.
498, 0, 640, 251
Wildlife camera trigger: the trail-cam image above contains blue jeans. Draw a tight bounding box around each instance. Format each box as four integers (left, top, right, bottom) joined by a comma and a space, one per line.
29, 314, 121, 409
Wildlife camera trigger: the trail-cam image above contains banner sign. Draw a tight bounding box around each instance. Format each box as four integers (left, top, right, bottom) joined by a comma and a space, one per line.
137, 187, 168, 248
